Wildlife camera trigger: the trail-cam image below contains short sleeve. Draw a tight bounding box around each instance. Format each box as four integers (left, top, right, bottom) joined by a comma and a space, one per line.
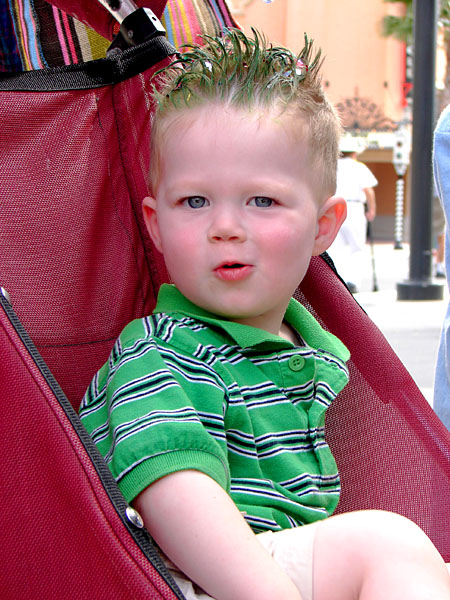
358, 161, 378, 189
80, 332, 230, 502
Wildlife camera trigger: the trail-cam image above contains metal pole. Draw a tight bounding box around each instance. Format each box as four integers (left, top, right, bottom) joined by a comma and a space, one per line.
394, 175, 405, 249
397, 0, 443, 300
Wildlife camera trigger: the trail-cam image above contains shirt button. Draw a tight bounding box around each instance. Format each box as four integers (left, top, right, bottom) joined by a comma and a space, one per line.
288, 355, 305, 371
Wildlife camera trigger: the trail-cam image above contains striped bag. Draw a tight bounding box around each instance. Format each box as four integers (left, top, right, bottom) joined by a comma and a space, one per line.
2, 0, 237, 71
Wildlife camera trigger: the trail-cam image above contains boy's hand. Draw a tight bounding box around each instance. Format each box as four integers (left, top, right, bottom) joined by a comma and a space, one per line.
133, 470, 303, 600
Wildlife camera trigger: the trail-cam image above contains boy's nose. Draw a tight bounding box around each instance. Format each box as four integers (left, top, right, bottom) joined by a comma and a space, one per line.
207, 209, 247, 242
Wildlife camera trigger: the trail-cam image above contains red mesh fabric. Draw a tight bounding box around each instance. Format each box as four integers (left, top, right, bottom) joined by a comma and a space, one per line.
297, 256, 450, 561
0, 299, 182, 599
0, 58, 170, 410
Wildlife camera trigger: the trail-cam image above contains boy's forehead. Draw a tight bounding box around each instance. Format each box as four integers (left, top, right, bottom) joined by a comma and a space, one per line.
158, 103, 310, 148
153, 104, 324, 203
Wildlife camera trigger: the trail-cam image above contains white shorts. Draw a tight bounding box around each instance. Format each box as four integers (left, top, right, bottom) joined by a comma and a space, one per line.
162, 521, 321, 600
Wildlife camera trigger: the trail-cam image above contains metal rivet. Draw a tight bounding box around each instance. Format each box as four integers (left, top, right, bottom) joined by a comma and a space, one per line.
1, 287, 11, 304
125, 506, 144, 528
107, 47, 122, 58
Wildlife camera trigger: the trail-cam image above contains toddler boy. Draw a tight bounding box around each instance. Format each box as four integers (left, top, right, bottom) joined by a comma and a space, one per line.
80, 29, 450, 600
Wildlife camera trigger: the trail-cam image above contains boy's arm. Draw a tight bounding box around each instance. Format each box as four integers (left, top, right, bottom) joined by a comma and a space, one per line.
133, 470, 302, 600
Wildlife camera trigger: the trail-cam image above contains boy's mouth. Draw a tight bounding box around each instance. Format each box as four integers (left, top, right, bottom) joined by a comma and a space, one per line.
214, 262, 253, 281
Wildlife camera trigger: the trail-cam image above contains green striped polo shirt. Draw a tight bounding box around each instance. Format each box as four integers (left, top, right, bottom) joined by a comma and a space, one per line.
79, 284, 350, 532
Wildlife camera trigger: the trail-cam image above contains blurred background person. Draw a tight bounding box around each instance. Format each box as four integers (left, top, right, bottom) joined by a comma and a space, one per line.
328, 138, 378, 294
433, 104, 450, 430
433, 191, 446, 278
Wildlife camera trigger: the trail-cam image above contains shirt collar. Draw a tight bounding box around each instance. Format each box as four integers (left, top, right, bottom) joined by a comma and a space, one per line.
154, 284, 349, 361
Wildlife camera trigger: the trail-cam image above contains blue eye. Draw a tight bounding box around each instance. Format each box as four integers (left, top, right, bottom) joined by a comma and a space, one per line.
251, 197, 274, 208
185, 196, 208, 209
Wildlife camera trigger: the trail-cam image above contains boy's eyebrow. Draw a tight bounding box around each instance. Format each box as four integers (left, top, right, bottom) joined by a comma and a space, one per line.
159, 180, 208, 198
161, 178, 308, 199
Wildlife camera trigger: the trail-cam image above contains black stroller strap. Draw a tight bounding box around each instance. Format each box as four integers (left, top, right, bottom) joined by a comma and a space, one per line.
0, 35, 176, 92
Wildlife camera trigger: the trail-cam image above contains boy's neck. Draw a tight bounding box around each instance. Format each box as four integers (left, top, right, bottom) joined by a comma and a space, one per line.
278, 321, 299, 344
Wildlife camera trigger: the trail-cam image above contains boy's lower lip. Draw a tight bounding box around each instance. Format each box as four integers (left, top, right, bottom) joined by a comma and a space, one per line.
214, 264, 253, 282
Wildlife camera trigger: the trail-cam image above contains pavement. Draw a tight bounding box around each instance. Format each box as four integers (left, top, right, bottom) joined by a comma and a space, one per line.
352, 242, 449, 405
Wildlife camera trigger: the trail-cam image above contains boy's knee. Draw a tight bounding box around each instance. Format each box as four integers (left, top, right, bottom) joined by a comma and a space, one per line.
314, 511, 449, 599
320, 510, 435, 559
342, 509, 424, 536
356, 509, 431, 545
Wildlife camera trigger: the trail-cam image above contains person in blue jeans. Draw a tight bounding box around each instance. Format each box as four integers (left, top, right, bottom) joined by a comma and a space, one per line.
434, 104, 450, 430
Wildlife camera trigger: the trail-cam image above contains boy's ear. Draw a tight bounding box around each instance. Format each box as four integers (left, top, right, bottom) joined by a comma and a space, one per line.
142, 196, 163, 252
312, 196, 347, 256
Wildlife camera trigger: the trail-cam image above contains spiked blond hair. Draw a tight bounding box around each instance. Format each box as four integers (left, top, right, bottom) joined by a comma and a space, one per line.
149, 28, 341, 199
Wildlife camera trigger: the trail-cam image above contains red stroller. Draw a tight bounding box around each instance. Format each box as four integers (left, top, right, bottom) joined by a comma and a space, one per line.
1, 2, 450, 597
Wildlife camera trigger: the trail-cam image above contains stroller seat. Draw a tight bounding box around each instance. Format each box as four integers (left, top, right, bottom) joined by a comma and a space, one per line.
1, 2, 450, 597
